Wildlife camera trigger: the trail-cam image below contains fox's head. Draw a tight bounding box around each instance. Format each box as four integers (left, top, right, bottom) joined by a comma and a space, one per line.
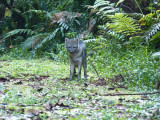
65, 38, 79, 54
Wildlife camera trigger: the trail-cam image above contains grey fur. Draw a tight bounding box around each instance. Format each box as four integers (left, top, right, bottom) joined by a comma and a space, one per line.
65, 38, 87, 80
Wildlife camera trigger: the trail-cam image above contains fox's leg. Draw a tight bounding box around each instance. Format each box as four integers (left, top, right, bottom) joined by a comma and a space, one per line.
70, 64, 74, 80
83, 48, 87, 80
78, 64, 82, 80
73, 66, 76, 76
83, 62, 87, 80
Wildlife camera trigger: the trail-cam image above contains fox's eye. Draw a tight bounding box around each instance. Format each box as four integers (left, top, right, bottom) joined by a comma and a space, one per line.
73, 47, 76, 48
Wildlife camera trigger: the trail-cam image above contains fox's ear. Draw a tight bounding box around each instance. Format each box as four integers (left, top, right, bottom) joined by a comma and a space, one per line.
76, 38, 79, 42
65, 38, 69, 42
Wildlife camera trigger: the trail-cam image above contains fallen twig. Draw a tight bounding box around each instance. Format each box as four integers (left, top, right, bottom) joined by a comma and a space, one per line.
88, 58, 99, 78
101, 91, 160, 96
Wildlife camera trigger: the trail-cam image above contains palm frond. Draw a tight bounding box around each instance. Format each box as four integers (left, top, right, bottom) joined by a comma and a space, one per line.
4, 29, 36, 39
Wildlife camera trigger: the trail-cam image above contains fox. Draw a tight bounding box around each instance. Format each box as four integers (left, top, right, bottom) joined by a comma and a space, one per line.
65, 38, 87, 80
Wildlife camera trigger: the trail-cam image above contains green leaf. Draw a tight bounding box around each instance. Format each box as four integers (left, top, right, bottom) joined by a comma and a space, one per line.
116, 0, 124, 7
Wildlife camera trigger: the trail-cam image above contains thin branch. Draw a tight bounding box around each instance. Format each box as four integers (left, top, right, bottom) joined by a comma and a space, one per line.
101, 91, 160, 96
120, 4, 135, 13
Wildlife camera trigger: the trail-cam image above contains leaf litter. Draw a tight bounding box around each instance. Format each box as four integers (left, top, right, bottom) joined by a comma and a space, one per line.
0, 60, 159, 120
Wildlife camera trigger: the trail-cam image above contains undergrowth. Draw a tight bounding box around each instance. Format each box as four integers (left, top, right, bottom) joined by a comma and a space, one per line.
1, 36, 159, 90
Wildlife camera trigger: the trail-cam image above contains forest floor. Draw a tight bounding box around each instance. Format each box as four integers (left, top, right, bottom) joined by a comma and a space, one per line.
0, 60, 160, 120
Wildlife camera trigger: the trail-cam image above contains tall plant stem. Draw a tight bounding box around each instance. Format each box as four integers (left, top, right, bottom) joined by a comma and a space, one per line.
134, 0, 143, 15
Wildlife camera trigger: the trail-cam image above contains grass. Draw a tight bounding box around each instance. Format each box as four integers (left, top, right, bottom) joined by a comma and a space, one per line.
86, 40, 160, 90
0, 57, 159, 119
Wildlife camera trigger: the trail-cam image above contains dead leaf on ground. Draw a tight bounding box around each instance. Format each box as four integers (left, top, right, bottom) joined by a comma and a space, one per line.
59, 77, 70, 82
141, 95, 150, 100
126, 99, 140, 103
108, 87, 115, 90
54, 103, 70, 108
0, 90, 4, 94
94, 77, 109, 86
151, 107, 159, 118
84, 83, 88, 87
29, 75, 49, 81
17, 108, 25, 113
0, 77, 9, 82
59, 96, 66, 103
118, 98, 125, 102
35, 116, 43, 120
25, 108, 39, 116
115, 103, 130, 110
14, 80, 23, 85
44, 103, 53, 110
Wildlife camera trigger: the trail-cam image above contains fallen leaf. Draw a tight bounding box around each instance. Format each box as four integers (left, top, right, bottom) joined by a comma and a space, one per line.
54, 103, 70, 108
0, 78, 9, 82
18, 108, 25, 113
25, 108, 38, 116
44, 103, 53, 110
14, 80, 23, 85
115, 103, 130, 110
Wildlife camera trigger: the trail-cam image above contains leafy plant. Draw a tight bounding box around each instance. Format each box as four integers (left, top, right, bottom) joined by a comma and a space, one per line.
107, 13, 140, 36
87, 0, 117, 19
0, 0, 93, 57
138, 11, 160, 47
145, 22, 160, 41
4, 29, 36, 40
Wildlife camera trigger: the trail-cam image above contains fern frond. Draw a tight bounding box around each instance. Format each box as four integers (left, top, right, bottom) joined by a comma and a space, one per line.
57, 20, 69, 37
20, 33, 48, 50
24, 10, 47, 14
87, 0, 117, 17
58, 21, 69, 30
34, 28, 59, 51
127, 13, 145, 19
107, 13, 140, 36
4, 29, 36, 39
24, 10, 52, 19
84, 39, 97, 43
145, 22, 160, 41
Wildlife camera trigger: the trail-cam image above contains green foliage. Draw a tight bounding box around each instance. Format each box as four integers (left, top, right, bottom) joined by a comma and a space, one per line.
139, 12, 160, 47
116, 0, 124, 7
89, 0, 160, 48
19, 33, 47, 51
4, 29, 36, 40
0, 21, 6, 33
0, 0, 159, 91
0, 0, 93, 57
145, 22, 160, 41
107, 13, 140, 36
86, 36, 159, 89
34, 28, 59, 52
45, 44, 68, 62
0, 43, 6, 54
138, 12, 159, 27
88, 0, 141, 40
87, 0, 117, 18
